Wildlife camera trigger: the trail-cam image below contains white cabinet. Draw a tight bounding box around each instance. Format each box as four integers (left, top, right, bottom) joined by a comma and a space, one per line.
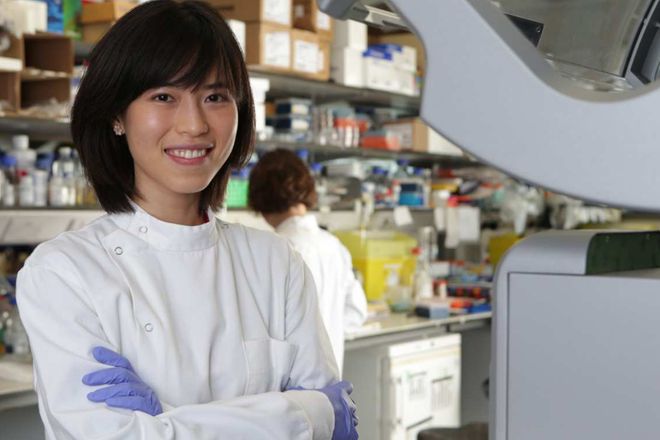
345, 333, 461, 440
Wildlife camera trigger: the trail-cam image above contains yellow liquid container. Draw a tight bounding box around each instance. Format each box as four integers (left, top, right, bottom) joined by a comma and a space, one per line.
335, 230, 417, 301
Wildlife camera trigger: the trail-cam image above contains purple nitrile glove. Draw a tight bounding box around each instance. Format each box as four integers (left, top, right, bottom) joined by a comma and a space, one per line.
82, 346, 163, 416
318, 381, 359, 440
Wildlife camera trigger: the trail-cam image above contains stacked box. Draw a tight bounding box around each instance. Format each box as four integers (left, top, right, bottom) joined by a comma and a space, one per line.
383, 118, 464, 155
215, 0, 293, 73
80, 1, 135, 44
331, 19, 366, 87
290, 0, 331, 80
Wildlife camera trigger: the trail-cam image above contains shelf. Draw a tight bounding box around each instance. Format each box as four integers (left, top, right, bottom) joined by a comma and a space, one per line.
0, 117, 476, 165
0, 116, 70, 141
249, 67, 421, 112
256, 139, 475, 166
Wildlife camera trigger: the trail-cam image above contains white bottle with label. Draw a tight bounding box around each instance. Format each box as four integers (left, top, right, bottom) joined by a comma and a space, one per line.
11, 135, 36, 174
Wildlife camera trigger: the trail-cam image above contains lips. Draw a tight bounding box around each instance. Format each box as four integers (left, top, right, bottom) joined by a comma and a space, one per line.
164, 144, 214, 165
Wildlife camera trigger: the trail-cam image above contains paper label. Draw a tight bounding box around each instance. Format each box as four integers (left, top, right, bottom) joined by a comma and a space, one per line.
294, 39, 319, 73
264, 32, 290, 68
264, 0, 291, 25
316, 11, 331, 30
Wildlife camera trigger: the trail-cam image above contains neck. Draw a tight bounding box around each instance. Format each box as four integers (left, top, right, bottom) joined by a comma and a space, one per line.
264, 204, 307, 228
132, 186, 205, 226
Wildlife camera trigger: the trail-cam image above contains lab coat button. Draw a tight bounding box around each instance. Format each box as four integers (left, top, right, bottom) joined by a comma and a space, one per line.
144, 323, 154, 332
114, 247, 123, 255
139, 226, 148, 233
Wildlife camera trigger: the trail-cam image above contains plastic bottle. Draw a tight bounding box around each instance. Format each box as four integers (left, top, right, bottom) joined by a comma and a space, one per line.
18, 172, 35, 207
4, 298, 30, 356
412, 247, 434, 300
72, 149, 89, 206
384, 264, 413, 312
311, 163, 329, 211
33, 169, 49, 207
58, 147, 77, 206
51, 147, 76, 206
48, 176, 68, 207
1, 155, 18, 207
11, 135, 36, 174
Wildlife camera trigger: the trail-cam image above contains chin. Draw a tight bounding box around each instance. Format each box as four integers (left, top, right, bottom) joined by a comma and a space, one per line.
168, 178, 214, 195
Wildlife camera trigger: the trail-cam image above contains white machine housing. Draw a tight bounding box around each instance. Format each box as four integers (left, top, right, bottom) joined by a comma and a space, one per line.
319, 1, 660, 439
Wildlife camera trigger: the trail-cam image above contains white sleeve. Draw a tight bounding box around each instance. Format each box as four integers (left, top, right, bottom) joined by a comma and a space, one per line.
17, 262, 334, 440
340, 248, 368, 333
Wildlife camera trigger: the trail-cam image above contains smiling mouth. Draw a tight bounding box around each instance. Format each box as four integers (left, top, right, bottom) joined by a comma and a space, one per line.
164, 144, 214, 160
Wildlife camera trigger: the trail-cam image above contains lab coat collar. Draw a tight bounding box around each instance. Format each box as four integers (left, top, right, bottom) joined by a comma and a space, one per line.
111, 202, 219, 251
275, 214, 319, 236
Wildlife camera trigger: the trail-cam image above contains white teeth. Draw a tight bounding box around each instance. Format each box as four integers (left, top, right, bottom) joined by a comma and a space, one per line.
168, 149, 208, 159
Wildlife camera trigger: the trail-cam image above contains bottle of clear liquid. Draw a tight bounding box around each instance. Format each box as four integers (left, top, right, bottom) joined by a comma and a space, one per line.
4, 298, 30, 356
71, 149, 89, 206
32, 169, 49, 207
58, 147, 77, 206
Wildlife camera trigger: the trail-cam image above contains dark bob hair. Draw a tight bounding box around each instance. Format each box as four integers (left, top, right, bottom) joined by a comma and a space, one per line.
71, 0, 255, 213
248, 149, 317, 214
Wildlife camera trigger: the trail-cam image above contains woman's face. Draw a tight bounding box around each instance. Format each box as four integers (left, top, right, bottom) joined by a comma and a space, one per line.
119, 72, 238, 203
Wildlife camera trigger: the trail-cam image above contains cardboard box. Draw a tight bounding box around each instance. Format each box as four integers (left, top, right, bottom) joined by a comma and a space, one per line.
245, 23, 291, 72
81, 1, 135, 24
369, 31, 425, 73
82, 22, 113, 44
332, 18, 366, 50
292, 0, 332, 38
317, 39, 330, 81
369, 43, 417, 73
384, 118, 464, 156
213, 0, 291, 27
291, 28, 325, 79
363, 52, 397, 92
331, 47, 363, 87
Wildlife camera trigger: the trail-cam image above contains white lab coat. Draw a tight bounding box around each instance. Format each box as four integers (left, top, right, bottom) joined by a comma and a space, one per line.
16, 206, 339, 440
275, 215, 367, 372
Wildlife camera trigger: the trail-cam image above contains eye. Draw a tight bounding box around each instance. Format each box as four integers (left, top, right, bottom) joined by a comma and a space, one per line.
205, 93, 226, 103
153, 94, 173, 102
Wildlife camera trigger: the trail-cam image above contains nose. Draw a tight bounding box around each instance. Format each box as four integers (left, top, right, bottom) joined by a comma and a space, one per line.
174, 95, 209, 137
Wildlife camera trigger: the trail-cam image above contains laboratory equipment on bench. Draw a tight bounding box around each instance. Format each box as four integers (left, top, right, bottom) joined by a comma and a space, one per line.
321, 0, 660, 439
344, 334, 461, 440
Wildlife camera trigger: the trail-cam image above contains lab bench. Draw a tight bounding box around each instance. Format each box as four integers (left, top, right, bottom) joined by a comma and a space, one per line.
345, 311, 491, 350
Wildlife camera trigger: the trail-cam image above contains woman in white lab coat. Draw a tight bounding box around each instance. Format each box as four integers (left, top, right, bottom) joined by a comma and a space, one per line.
248, 149, 368, 373
16, 2, 358, 439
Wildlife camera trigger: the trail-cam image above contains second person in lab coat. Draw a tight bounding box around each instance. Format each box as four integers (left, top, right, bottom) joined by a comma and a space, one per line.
248, 149, 368, 372
16, 2, 358, 439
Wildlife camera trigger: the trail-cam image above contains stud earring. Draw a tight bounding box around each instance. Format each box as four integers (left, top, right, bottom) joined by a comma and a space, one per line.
113, 123, 125, 136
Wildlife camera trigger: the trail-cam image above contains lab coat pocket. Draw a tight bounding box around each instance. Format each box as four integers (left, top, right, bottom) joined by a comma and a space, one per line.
244, 338, 298, 395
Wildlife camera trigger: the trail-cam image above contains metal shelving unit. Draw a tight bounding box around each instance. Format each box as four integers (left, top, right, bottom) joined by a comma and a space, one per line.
256, 139, 474, 166
249, 67, 421, 112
